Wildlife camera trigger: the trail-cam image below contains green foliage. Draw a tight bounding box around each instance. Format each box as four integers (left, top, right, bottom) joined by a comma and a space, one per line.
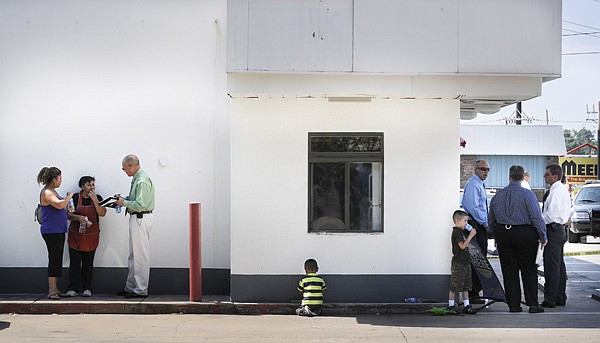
564, 128, 598, 155
426, 307, 450, 316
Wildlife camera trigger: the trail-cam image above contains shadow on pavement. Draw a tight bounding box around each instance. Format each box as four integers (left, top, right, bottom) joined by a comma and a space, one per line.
0, 321, 10, 330
353, 311, 600, 329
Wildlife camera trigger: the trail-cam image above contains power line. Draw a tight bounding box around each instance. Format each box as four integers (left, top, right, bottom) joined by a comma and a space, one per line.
563, 20, 600, 32
562, 28, 600, 39
563, 31, 600, 37
563, 51, 600, 55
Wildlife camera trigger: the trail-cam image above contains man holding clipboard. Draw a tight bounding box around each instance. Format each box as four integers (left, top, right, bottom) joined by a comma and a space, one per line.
114, 154, 155, 298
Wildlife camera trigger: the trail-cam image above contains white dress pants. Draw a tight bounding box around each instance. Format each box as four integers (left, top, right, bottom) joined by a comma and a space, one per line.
125, 214, 153, 295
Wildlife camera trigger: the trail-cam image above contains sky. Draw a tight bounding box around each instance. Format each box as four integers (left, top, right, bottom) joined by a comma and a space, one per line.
464, 0, 600, 132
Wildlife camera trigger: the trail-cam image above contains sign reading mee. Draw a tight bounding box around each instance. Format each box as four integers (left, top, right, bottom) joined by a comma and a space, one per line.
559, 157, 598, 184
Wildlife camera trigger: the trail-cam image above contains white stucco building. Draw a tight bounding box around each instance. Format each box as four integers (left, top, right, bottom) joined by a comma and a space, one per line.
0, 0, 561, 302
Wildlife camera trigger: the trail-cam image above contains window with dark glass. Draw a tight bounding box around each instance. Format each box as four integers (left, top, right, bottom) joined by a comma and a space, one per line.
308, 133, 383, 232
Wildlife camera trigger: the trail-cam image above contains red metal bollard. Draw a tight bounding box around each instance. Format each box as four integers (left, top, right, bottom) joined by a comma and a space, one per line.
189, 202, 202, 302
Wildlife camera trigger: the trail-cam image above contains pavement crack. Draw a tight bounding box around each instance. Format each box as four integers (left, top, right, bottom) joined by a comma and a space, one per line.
386, 315, 410, 342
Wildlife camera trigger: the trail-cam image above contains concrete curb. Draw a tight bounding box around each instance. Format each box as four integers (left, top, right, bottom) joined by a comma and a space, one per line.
564, 250, 600, 256
0, 299, 445, 315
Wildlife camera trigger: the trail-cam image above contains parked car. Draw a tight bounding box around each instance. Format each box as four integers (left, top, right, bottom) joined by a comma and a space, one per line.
569, 181, 600, 243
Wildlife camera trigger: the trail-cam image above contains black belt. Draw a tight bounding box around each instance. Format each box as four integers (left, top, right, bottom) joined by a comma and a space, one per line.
130, 211, 152, 218
498, 224, 531, 230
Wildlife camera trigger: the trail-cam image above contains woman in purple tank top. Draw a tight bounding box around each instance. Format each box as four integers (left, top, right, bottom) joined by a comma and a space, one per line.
37, 167, 74, 300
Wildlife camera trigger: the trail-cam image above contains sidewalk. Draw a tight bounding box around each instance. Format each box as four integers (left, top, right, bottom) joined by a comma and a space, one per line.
2, 241, 598, 316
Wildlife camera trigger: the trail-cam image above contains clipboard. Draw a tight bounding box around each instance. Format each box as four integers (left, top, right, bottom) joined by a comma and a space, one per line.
99, 196, 120, 208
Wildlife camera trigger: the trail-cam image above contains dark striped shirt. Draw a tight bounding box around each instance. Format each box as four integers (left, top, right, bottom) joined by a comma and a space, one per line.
298, 273, 326, 306
489, 181, 547, 241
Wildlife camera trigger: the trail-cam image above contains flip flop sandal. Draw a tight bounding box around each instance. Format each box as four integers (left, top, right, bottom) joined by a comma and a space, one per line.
47, 294, 60, 300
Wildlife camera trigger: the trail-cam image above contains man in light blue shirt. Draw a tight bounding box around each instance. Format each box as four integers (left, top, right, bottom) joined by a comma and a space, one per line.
461, 160, 490, 302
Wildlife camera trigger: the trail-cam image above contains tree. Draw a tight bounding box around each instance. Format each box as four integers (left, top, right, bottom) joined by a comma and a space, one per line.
564, 128, 598, 155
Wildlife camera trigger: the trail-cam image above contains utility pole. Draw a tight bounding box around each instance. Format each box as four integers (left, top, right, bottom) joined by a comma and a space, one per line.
591, 103, 600, 180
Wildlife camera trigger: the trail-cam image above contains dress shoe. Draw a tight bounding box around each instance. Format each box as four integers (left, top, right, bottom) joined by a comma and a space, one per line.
528, 305, 545, 313
124, 292, 147, 298
116, 290, 132, 296
509, 306, 523, 313
556, 301, 566, 306
540, 301, 556, 308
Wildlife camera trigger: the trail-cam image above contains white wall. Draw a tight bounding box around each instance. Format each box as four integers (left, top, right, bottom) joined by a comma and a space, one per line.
231, 98, 460, 275
0, 1, 231, 270
228, 0, 561, 77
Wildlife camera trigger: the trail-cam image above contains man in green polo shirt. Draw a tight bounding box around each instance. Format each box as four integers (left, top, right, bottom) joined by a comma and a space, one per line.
116, 154, 155, 298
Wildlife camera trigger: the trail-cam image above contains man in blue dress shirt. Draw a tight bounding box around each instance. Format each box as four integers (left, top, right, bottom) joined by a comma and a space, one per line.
461, 160, 490, 302
489, 165, 547, 314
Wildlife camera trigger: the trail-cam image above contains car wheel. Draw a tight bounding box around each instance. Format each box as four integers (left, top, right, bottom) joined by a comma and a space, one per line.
568, 229, 580, 243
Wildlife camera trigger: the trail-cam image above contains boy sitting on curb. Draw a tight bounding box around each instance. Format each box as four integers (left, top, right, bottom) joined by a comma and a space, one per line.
296, 258, 326, 317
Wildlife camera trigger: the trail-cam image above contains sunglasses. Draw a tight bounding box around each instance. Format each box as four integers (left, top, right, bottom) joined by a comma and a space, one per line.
477, 167, 490, 172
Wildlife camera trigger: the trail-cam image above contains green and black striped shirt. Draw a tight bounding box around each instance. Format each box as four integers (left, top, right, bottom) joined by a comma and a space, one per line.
298, 273, 326, 306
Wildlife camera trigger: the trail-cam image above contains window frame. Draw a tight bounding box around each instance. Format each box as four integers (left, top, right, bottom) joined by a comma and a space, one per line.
308, 132, 384, 233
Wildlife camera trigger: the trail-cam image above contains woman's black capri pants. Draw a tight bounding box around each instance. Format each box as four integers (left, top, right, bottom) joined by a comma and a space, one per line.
42, 233, 65, 277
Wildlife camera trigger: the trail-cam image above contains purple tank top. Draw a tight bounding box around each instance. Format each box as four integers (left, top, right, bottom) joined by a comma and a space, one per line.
40, 204, 68, 234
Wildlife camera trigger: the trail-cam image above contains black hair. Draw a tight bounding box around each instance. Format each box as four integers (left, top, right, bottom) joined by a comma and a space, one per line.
546, 163, 563, 180
304, 258, 318, 271
78, 176, 96, 188
452, 209, 468, 222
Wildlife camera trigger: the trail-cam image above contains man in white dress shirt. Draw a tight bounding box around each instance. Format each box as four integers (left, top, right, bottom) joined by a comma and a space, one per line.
521, 170, 531, 190
541, 163, 571, 308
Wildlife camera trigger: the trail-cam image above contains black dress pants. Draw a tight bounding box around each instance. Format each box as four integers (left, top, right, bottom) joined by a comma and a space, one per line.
468, 218, 488, 298
495, 224, 540, 309
543, 223, 567, 306
68, 248, 96, 292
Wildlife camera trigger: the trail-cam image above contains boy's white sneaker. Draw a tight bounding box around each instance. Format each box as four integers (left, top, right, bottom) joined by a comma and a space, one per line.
304, 305, 316, 316
83, 290, 92, 297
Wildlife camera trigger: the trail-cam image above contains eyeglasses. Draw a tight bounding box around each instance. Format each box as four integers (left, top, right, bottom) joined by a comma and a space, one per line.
477, 167, 490, 172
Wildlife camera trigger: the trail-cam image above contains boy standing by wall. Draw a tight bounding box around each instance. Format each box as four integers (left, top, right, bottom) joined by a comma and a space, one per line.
296, 258, 326, 317
448, 210, 478, 315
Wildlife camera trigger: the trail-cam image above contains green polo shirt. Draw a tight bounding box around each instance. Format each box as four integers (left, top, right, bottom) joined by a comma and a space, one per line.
124, 169, 155, 213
